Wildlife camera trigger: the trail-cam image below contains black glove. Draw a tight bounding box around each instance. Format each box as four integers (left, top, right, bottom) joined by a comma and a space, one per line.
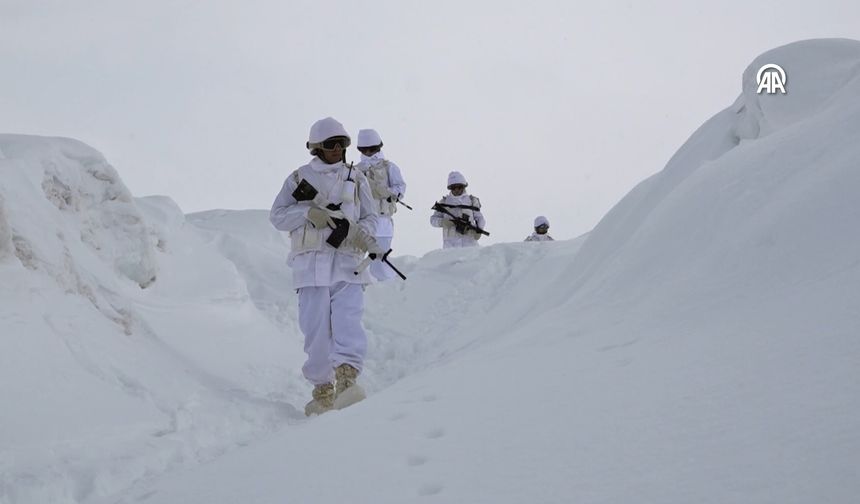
326, 218, 350, 248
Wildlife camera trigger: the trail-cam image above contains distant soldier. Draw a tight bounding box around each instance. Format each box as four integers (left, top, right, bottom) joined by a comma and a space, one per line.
430, 171, 487, 248
525, 216, 554, 242
354, 129, 407, 282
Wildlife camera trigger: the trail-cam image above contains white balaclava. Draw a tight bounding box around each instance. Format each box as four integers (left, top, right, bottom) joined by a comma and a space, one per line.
357, 129, 383, 148
447, 171, 468, 188
534, 216, 550, 228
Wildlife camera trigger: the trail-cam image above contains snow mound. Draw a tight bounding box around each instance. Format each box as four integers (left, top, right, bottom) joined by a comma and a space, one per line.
186, 209, 296, 324
0, 137, 301, 504
736, 38, 860, 139
0, 135, 157, 293
562, 38, 860, 320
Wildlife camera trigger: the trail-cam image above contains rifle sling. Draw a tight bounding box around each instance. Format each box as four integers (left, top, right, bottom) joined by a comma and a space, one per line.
435, 203, 481, 212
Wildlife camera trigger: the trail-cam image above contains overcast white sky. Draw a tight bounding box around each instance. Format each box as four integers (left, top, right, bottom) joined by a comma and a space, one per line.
2, 0, 859, 256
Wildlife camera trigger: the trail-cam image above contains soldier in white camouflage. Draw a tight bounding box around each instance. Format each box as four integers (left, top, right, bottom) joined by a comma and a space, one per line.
525, 216, 554, 242
354, 129, 407, 282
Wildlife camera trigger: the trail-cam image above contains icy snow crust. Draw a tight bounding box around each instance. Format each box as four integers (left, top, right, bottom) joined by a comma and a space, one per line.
2, 39, 859, 503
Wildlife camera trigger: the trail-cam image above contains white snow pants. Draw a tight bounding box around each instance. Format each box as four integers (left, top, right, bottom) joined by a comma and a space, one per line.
298, 282, 367, 385
369, 236, 396, 281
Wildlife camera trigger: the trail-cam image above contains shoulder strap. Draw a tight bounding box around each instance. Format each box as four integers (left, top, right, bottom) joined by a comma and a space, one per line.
382, 159, 392, 179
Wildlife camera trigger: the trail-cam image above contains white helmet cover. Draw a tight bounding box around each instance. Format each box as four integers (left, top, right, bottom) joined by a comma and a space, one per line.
534, 216, 550, 228
447, 171, 468, 188
357, 128, 383, 147
308, 117, 350, 147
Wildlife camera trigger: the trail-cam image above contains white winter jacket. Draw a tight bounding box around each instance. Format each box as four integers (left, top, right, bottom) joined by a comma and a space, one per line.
270, 157, 378, 288
430, 192, 486, 249
356, 151, 406, 238
525, 232, 554, 242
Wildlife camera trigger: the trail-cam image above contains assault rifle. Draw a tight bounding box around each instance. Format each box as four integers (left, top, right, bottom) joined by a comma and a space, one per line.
431, 202, 490, 236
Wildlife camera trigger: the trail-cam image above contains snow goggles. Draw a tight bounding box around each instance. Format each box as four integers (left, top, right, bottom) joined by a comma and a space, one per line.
357, 144, 381, 154
311, 136, 350, 151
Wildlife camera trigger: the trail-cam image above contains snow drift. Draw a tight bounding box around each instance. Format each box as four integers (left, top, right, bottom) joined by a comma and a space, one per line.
558, 38, 860, 319
0, 137, 302, 504
0, 135, 155, 292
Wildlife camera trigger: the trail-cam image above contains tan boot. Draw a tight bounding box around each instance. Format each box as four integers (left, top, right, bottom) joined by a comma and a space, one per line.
304, 383, 334, 416
333, 364, 366, 410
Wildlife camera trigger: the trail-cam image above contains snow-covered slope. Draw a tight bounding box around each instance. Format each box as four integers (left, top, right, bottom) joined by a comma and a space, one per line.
558, 38, 860, 317
0, 138, 304, 504
2, 38, 859, 504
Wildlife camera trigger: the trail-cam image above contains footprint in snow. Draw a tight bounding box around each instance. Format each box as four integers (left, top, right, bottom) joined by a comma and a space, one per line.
425, 428, 445, 439
407, 455, 429, 467
418, 483, 444, 496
